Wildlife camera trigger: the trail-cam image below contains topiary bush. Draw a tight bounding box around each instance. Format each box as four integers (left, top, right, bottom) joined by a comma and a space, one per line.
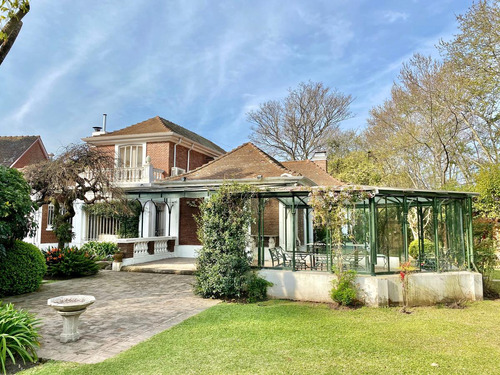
81, 241, 118, 260
195, 183, 254, 299
0, 303, 41, 374
44, 247, 99, 278
0, 241, 46, 297
408, 238, 435, 259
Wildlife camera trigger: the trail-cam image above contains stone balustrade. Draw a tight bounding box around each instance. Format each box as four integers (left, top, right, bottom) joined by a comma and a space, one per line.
116, 236, 176, 265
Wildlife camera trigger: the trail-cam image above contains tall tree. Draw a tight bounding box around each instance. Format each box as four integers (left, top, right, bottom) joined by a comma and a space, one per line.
247, 81, 353, 160
0, 0, 29, 66
439, 0, 500, 166
367, 54, 470, 189
24, 144, 122, 249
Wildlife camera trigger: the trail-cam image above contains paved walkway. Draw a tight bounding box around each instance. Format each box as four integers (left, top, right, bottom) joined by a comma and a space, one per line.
4, 271, 219, 364
122, 257, 196, 275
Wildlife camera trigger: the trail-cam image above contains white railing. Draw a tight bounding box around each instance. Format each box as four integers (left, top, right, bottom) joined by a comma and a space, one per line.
116, 236, 176, 265
113, 166, 165, 184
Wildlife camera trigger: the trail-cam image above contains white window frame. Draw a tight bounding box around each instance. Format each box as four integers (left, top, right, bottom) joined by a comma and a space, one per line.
115, 144, 146, 168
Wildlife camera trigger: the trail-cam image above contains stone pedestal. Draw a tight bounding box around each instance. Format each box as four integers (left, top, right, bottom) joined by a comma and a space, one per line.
59, 309, 86, 343
112, 261, 123, 271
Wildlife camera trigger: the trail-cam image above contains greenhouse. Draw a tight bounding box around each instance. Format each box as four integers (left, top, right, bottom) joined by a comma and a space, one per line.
251, 186, 476, 276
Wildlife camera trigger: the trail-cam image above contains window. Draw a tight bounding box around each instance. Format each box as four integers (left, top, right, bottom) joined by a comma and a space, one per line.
118, 145, 143, 168
46, 204, 72, 230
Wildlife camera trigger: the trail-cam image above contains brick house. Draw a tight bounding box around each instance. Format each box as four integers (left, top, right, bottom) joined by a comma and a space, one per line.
0, 135, 49, 169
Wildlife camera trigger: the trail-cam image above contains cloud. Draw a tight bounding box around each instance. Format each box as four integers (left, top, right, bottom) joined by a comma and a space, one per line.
382, 11, 409, 23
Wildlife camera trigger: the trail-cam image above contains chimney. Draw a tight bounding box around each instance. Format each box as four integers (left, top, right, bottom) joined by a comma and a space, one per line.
91, 114, 108, 136
311, 150, 327, 171
102, 113, 107, 133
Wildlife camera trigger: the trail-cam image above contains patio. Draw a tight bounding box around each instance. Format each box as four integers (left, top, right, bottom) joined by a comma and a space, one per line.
3, 271, 218, 363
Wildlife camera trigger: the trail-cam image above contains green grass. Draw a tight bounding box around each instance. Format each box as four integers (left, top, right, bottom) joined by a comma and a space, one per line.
22, 300, 500, 375
491, 269, 500, 280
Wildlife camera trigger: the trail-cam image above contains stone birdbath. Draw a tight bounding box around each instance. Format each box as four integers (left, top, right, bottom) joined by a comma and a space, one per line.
47, 295, 95, 343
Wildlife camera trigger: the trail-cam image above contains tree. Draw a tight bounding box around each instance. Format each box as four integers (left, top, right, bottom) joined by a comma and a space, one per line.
366, 54, 470, 189
439, 0, 500, 166
0, 166, 36, 255
0, 0, 29, 66
474, 163, 500, 220
24, 144, 122, 249
247, 81, 353, 160
195, 183, 254, 299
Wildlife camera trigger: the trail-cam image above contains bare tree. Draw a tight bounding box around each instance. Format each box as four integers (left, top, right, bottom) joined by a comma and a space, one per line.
24, 144, 122, 249
247, 81, 353, 160
0, 0, 29, 66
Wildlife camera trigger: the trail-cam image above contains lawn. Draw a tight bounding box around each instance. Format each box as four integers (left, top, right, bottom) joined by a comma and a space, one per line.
21, 300, 500, 375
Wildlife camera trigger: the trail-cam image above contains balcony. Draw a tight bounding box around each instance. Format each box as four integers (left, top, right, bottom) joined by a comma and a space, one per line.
114, 165, 165, 184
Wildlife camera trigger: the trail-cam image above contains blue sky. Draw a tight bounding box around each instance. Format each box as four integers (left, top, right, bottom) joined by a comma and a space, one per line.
0, 0, 472, 155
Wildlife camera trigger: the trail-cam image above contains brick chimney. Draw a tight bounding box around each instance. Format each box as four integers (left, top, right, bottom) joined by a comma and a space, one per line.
311, 151, 327, 171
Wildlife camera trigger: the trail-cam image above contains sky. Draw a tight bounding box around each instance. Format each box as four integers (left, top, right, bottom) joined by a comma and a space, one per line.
0, 0, 473, 155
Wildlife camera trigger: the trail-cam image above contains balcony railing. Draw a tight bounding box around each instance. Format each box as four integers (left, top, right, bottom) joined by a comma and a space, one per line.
113, 165, 165, 184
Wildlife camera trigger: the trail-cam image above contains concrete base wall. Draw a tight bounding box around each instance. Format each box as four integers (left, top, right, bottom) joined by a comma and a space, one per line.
259, 270, 483, 307
174, 245, 202, 258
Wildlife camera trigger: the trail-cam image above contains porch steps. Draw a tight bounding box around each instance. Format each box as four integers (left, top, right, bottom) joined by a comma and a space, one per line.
121, 257, 196, 275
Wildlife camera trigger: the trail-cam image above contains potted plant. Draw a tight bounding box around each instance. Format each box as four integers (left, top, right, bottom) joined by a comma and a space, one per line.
113, 249, 124, 263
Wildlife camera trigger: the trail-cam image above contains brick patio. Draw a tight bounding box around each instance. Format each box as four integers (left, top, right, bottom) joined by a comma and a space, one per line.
3, 271, 219, 364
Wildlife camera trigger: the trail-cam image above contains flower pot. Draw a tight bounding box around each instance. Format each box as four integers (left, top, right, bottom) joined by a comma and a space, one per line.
113, 252, 124, 262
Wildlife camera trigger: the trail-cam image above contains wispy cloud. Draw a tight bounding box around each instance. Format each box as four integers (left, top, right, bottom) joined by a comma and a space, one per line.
382, 10, 409, 23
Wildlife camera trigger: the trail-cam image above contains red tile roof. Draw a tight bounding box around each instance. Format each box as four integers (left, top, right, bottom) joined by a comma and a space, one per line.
282, 160, 344, 186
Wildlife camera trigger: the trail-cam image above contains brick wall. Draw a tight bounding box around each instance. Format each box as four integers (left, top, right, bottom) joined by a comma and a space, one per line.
146, 142, 171, 177
40, 205, 58, 244
96, 145, 115, 157
179, 198, 201, 245
13, 140, 48, 168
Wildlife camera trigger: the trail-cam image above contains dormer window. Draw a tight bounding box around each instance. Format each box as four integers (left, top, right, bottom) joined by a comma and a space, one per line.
118, 145, 143, 168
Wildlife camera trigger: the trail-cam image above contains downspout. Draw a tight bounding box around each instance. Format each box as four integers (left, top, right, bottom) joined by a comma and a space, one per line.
173, 138, 182, 168
187, 143, 194, 171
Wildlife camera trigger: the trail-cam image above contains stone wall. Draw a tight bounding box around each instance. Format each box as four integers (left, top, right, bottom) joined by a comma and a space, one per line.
259, 269, 483, 307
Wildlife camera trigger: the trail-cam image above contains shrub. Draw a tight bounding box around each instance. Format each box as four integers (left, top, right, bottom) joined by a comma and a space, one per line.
0, 241, 46, 297
44, 247, 99, 278
473, 218, 499, 298
0, 166, 37, 255
195, 183, 254, 299
331, 270, 357, 306
0, 302, 40, 374
244, 272, 273, 303
408, 238, 435, 259
81, 241, 118, 260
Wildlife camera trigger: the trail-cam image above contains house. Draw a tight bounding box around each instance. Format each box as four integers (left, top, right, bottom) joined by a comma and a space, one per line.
0, 135, 49, 169
30, 117, 483, 306
0, 135, 51, 247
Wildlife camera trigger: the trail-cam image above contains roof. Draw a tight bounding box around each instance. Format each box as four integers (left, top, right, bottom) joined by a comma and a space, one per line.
94, 116, 225, 154
0, 136, 42, 167
282, 160, 344, 186
168, 142, 300, 181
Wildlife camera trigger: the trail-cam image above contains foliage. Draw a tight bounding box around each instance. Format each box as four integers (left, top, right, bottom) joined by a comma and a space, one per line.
439, 0, 500, 166
44, 247, 99, 278
0, 302, 40, 375
247, 81, 353, 160
408, 238, 435, 259
0, 241, 46, 297
0, 166, 36, 256
329, 150, 383, 186
309, 186, 374, 269
84, 200, 141, 238
472, 218, 498, 281
244, 272, 273, 303
81, 241, 118, 260
25, 144, 123, 249
474, 163, 500, 219
399, 261, 417, 311
0, 0, 29, 65
330, 270, 357, 306
195, 183, 254, 299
